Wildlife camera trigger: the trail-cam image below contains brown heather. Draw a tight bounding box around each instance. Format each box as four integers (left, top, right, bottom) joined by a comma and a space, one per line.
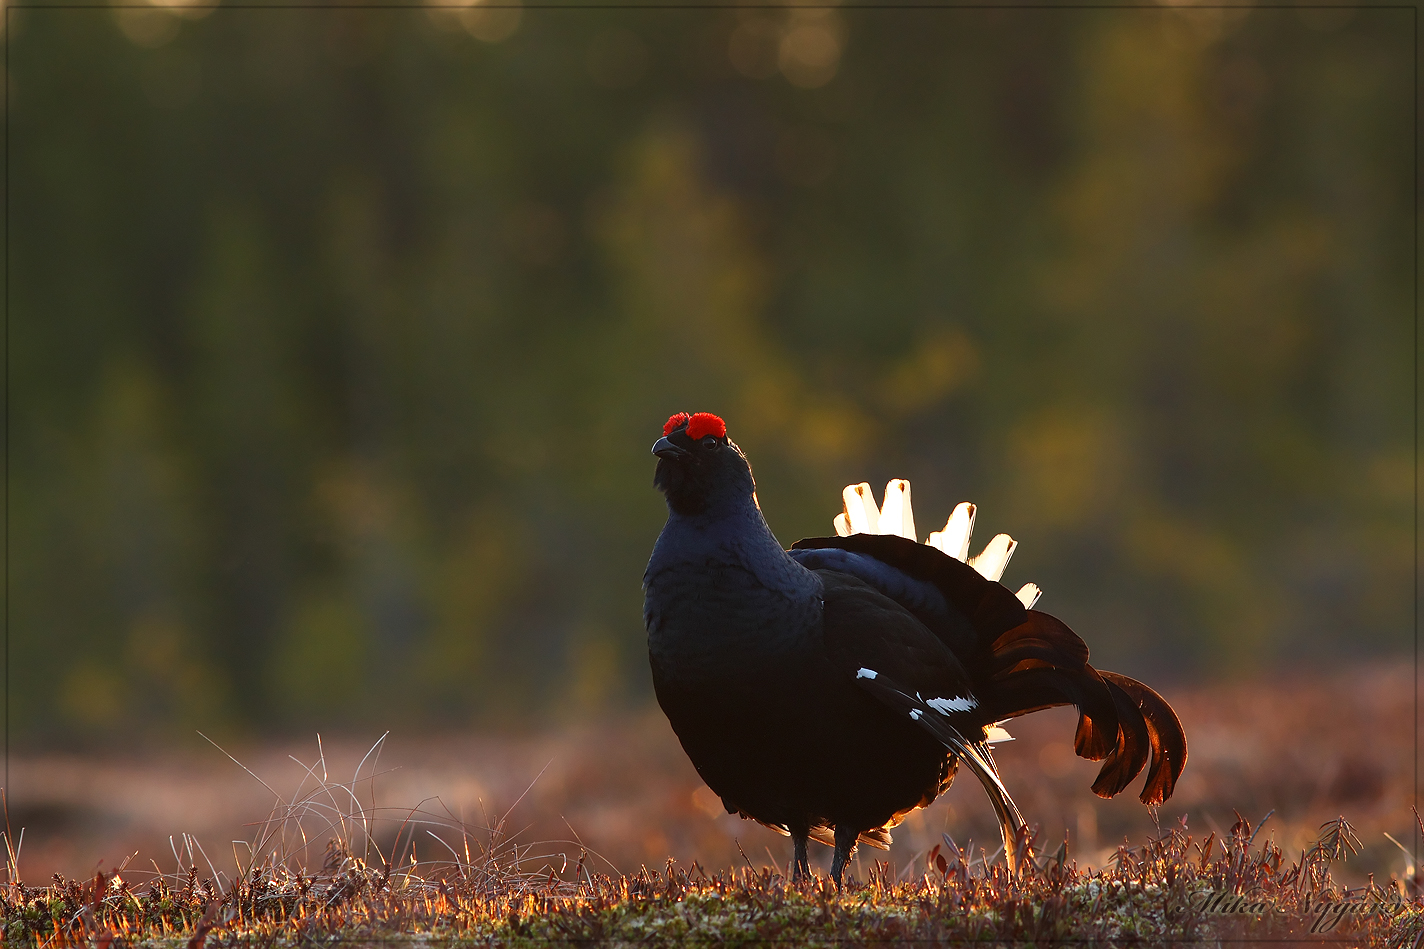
4, 663, 1420, 946
2, 810, 1422, 947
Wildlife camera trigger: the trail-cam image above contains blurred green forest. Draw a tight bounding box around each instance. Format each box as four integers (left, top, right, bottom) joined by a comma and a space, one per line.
6, 2, 1414, 746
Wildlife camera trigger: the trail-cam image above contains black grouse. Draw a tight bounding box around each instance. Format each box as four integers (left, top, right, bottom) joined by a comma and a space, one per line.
644, 411, 1187, 885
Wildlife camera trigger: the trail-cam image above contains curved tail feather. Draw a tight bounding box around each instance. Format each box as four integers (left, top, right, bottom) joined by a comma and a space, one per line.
1098, 671, 1187, 805
1084, 672, 1152, 798
981, 611, 1090, 674
975, 666, 1119, 728
973, 614, 1187, 806
954, 738, 1028, 873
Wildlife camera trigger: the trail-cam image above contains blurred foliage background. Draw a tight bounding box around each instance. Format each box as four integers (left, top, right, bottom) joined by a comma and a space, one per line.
6, 2, 1414, 747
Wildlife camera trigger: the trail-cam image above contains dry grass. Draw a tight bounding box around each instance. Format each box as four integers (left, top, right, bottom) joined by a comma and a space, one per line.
2, 660, 1421, 945
2, 804, 1421, 946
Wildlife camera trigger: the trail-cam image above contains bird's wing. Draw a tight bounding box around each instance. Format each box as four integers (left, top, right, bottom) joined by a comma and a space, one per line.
815, 568, 1027, 869
792, 534, 1186, 806
792, 534, 1029, 655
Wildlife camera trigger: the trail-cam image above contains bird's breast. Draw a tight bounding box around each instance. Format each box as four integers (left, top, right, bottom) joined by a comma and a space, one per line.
647, 561, 819, 670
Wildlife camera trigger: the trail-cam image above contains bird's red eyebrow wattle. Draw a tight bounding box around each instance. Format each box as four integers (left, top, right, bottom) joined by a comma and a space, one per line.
663, 412, 690, 436
686, 413, 726, 440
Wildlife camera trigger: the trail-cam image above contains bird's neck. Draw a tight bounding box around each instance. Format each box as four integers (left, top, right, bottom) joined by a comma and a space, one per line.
645, 499, 821, 678
648, 492, 819, 598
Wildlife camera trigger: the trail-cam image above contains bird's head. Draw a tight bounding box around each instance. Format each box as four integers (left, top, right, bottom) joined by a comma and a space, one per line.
652, 412, 756, 516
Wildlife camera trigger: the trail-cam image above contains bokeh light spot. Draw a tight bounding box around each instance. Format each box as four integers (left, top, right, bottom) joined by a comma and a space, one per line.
778, 14, 843, 89
114, 7, 180, 48
460, 0, 521, 44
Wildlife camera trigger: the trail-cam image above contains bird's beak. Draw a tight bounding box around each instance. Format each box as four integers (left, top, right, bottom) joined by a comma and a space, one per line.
652, 436, 687, 458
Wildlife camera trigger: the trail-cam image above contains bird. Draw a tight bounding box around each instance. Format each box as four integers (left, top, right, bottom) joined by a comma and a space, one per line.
643, 411, 1186, 886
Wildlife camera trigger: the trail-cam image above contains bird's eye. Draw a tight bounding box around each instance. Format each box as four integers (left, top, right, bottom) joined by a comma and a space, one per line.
701, 435, 718, 449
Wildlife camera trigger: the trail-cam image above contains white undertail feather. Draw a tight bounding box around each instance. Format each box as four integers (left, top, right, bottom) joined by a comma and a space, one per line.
927, 501, 975, 561
880, 479, 915, 541
841, 483, 881, 535
968, 533, 1017, 582
985, 724, 1014, 744
833, 482, 1043, 605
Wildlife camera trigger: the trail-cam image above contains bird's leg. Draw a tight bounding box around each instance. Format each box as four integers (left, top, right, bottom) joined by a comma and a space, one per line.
830, 825, 858, 888
791, 832, 810, 882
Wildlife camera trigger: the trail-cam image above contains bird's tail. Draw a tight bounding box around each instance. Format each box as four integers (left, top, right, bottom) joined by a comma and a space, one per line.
972, 611, 1187, 805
